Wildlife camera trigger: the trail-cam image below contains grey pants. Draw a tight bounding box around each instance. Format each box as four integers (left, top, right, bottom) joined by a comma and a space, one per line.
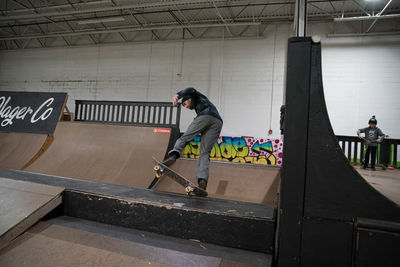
169, 115, 223, 181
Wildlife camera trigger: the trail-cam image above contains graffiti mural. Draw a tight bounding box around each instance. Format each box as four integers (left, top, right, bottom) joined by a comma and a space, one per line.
181, 135, 283, 166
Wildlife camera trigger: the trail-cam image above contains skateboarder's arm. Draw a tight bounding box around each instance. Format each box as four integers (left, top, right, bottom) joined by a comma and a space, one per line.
173, 87, 197, 106
172, 95, 179, 106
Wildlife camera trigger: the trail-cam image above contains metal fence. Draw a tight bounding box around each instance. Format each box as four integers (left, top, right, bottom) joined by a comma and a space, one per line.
336, 135, 399, 168
74, 100, 181, 128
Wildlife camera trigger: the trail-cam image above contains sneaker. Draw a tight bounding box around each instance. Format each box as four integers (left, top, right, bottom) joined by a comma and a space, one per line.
362, 165, 367, 169
371, 166, 376, 171
198, 179, 207, 191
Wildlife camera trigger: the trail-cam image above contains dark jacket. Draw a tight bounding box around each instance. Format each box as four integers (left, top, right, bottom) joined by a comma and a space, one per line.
357, 127, 385, 147
177, 87, 222, 122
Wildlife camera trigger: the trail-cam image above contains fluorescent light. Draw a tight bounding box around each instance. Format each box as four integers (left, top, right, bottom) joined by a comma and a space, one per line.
78, 17, 125, 25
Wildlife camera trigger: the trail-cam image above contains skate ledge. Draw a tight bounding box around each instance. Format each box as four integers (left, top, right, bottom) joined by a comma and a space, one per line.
0, 169, 275, 253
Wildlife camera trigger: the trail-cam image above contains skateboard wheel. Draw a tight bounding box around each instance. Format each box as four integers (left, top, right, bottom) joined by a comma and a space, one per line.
154, 165, 160, 171
185, 186, 194, 193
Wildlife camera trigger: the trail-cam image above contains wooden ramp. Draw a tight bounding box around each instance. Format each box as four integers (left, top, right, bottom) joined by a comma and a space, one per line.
0, 132, 50, 170
153, 159, 280, 205
277, 37, 400, 267
0, 177, 64, 250
25, 122, 173, 189
357, 168, 400, 206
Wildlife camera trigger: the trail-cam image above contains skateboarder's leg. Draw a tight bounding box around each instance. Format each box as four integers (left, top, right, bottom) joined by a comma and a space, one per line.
168, 115, 214, 158
196, 117, 223, 182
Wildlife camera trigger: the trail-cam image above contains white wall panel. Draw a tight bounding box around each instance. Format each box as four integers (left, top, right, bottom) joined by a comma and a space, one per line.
0, 23, 399, 139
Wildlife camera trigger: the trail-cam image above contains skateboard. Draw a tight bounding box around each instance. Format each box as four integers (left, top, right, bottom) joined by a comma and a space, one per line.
152, 156, 208, 197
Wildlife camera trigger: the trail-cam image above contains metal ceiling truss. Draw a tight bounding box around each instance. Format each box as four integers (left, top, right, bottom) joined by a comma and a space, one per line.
0, 0, 399, 50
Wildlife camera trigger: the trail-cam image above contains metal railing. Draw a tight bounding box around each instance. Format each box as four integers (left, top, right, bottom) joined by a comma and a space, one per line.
336, 135, 399, 168
74, 100, 181, 128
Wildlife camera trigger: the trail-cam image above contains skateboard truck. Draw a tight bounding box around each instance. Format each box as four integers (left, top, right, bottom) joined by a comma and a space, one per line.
154, 165, 164, 178
155, 164, 196, 194
185, 186, 195, 194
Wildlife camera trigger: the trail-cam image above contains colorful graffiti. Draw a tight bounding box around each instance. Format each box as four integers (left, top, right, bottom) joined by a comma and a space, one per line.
182, 135, 283, 166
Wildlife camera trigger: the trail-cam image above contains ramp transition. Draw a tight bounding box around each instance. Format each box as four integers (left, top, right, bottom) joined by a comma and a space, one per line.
153, 159, 280, 205
277, 37, 400, 267
0, 132, 50, 170
25, 122, 174, 189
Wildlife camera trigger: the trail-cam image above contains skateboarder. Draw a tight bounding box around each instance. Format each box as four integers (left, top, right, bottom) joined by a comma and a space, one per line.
165, 87, 223, 191
357, 115, 386, 170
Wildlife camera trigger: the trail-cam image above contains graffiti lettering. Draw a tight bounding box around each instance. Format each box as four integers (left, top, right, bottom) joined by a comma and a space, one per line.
182, 135, 283, 166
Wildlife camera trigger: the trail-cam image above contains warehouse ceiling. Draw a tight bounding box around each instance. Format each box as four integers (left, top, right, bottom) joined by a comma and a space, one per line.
0, 0, 399, 50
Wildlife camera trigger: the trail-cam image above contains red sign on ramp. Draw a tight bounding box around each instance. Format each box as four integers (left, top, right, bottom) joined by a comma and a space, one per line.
153, 128, 171, 134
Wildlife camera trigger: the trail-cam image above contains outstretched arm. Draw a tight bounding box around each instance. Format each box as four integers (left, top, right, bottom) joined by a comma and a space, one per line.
357, 128, 366, 138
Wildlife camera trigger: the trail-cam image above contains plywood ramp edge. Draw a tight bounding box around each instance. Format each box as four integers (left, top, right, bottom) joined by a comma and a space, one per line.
21, 134, 54, 170
0, 179, 64, 250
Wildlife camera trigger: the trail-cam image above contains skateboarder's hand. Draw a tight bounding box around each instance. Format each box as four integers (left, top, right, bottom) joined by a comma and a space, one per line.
172, 95, 179, 106
377, 139, 381, 143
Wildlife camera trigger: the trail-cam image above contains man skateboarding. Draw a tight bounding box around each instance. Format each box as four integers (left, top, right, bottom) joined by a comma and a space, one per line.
357, 115, 386, 170
164, 87, 223, 191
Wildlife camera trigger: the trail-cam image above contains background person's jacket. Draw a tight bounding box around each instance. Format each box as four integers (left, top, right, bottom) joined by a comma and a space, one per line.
357, 127, 385, 147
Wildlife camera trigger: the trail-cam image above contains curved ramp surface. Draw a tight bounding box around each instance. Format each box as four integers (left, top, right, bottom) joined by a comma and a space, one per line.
26, 122, 172, 188
277, 37, 400, 266
153, 159, 280, 205
0, 132, 48, 170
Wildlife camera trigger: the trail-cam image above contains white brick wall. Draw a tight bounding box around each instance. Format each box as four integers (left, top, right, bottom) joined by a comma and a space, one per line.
0, 22, 399, 139
320, 35, 400, 138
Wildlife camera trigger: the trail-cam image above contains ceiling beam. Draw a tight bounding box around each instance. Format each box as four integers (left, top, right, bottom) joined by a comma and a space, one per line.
212, 1, 233, 36
366, 0, 393, 33
8, 0, 112, 14
0, 0, 353, 22
0, 0, 234, 21
0, 22, 261, 41
334, 13, 400, 22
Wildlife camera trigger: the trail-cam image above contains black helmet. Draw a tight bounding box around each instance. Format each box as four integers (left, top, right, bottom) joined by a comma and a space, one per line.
368, 115, 377, 125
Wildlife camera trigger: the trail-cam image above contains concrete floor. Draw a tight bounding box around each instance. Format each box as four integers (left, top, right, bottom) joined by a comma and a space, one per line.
0, 216, 272, 267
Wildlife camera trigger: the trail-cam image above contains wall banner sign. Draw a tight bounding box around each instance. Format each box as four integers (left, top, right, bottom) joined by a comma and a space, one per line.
0, 91, 67, 134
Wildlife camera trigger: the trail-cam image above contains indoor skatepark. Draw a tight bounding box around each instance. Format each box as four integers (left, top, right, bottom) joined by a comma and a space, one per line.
1, 1, 400, 266
0, 120, 281, 204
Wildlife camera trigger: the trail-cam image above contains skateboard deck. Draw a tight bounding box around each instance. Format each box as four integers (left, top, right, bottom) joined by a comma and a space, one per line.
152, 156, 208, 197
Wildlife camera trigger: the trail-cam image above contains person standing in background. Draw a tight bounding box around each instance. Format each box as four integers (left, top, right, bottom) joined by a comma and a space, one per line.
357, 115, 386, 170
